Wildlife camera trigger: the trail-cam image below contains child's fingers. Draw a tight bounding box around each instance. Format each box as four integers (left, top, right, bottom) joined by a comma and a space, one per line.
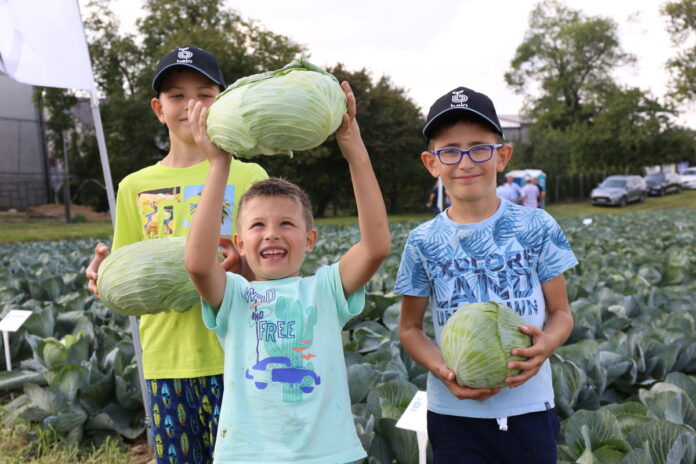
336, 113, 350, 134
511, 344, 539, 358
341, 81, 356, 117
454, 386, 501, 401
346, 93, 356, 118
199, 106, 208, 132
505, 368, 539, 388
508, 355, 541, 372
520, 324, 542, 338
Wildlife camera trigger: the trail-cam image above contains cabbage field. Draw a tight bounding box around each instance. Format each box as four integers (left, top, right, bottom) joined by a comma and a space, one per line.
1, 209, 695, 463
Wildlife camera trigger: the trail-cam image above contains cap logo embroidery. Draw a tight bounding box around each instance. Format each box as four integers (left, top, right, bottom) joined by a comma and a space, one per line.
451, 90, 469, 108
452, 90, 468, 104
177, 47, 193, 64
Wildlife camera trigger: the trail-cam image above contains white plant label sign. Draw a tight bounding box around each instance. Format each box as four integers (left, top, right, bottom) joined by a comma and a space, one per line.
396, 390, 428, 433
0, 310, 32, 332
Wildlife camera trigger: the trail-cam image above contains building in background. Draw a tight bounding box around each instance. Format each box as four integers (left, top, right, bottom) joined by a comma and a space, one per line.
0, 73, 52, 210
499, 114, 530, 144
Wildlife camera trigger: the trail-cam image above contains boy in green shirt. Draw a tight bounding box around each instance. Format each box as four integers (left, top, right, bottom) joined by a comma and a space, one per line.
86, 45, 267, 463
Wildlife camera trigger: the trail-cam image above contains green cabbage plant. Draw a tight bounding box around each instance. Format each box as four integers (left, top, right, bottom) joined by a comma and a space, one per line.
440, 301, 531, 389
206, 59, 347, 157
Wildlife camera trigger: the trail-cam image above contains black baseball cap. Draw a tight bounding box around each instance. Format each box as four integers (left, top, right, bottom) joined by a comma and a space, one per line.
423, 87, 503, 139
152, 45, 226, 93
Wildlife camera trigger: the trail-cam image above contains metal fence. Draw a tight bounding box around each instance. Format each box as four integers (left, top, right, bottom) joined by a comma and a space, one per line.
546, 172, 620, 204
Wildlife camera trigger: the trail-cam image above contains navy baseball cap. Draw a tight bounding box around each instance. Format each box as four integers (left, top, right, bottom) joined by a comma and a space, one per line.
423, 87, 503, 139
152, 45, 226, 93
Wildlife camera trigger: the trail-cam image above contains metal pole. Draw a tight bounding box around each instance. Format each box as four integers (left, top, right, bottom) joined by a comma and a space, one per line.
62, 131, 72, 223
88, 92, 116, 223
3, 331, 11, 372
36, 97, 54, 204
437, 177, 444, 212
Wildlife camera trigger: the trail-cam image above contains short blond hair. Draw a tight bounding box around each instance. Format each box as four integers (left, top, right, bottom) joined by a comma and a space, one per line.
237, 178, 314, 229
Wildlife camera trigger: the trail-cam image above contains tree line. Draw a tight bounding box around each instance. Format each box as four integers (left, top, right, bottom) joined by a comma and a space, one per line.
38, 0, 696, 214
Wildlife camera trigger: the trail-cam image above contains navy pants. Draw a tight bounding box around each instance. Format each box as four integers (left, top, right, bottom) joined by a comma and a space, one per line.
427, 409, 560, 464
147, 375, 223, 464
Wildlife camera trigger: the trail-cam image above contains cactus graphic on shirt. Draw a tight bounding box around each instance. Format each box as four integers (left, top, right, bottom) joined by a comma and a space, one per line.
262, 296, 318, 403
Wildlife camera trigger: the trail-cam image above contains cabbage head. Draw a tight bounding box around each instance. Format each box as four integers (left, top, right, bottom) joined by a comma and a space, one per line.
97, 236, 220, 317
206, 59, 347, 157
440, 301, 531, 389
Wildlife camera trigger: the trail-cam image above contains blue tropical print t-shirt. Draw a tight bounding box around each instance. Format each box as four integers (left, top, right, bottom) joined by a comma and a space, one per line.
395, 199, 578, 418
201, 263, 367, 464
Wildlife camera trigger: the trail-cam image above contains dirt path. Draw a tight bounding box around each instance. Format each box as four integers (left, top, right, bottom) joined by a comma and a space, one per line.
1, 203, 110, 222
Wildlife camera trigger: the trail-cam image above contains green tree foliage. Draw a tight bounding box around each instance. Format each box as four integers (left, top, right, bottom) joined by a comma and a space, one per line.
662, 0, 696, 102
505, 0, 696, 176
40, 0, 428, 214
505, 0, 634, 128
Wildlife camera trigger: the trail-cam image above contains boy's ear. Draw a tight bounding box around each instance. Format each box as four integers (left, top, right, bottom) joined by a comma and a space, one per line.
151, 97, 165, 124
495, 144, 513, 172
305, 228, 318, 252
421, 151, 441, 178
232, 233, 245, 256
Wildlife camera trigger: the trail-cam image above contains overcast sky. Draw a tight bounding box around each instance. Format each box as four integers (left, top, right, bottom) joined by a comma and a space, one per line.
97, 0, 695, 127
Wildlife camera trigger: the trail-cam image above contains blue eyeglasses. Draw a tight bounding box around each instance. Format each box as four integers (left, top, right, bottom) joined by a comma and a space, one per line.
432, 144, 503, 165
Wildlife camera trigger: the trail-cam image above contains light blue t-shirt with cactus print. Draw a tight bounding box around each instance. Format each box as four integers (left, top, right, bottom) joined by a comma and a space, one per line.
201, 263, 367, 464
395, 199, 578, 419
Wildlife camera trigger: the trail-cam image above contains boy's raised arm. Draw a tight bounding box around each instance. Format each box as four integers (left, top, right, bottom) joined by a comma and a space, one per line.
184, 100, 229, 309
337, 82, 391, 296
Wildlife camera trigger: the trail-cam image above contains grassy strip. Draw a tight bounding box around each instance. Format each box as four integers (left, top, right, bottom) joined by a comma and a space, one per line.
1, 190, 693, 244
0, 421, 150, 464
0, 221, 114, 244
0, 215, 435, 243
546, 189, 696, 217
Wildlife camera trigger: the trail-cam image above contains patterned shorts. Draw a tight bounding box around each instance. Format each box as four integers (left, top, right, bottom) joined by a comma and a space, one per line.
146, 375, 224, 464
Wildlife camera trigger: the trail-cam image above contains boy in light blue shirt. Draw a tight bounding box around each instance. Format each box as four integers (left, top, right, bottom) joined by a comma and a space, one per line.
496, 174, 523, 203
396, 87, 577, 463
184, 81, 391, 463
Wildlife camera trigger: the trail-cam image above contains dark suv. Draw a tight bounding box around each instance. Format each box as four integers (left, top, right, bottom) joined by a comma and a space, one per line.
644, 173, 682, 196
590, 175, 647, 207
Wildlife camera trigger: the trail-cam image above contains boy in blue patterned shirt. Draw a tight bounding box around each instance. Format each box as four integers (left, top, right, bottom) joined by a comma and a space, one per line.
395, 87, 577, 463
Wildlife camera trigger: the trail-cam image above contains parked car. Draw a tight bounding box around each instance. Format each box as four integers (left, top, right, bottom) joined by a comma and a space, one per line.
644, 173, 682, 196
680, 167, 696, 189
590, 175, 647, 207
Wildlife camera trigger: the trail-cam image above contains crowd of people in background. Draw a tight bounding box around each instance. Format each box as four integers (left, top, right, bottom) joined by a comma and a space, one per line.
427, 173, 546, 216
496, 174, 545, 208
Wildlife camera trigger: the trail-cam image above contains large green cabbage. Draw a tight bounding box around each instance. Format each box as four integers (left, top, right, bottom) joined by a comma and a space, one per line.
440, 301, 532, 389
97, 236, 219, 317
206, 59, 347, 157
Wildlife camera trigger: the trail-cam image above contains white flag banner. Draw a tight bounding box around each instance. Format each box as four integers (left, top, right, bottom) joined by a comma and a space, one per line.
0, 0, 95, 90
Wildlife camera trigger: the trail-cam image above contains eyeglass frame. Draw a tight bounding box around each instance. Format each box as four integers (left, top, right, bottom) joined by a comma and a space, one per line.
431, 144, 504, 165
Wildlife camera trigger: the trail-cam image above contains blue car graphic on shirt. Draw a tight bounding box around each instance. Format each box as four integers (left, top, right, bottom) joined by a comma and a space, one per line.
245, 356, 321, 393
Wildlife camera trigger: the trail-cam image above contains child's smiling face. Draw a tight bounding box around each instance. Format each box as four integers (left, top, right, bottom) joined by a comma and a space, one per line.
151, 68, 220, 145
233, 195, 317, 281
422, 121, 511, 205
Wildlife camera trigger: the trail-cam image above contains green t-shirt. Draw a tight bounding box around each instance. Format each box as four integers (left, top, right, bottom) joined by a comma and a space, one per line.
112, 159, 268, 379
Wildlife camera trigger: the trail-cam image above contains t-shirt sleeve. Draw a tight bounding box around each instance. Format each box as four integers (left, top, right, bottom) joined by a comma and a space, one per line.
319, 263, 365, 327
244, 162, 269, 190
201, 272, 239, 342
537, 212, 578, 282
394, 231, 431, 297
